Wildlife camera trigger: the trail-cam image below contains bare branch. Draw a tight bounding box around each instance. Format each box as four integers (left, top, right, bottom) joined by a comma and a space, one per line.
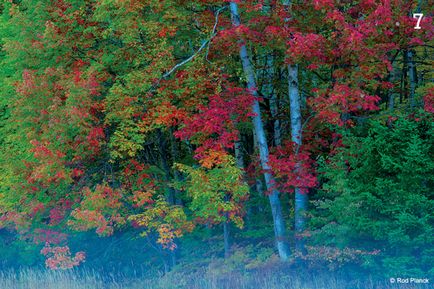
162, 40, 209, 78
206, 6, 227, 62
163, 6, 227, 78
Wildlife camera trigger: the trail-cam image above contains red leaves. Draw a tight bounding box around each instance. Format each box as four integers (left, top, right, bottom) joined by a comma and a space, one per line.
313, 0, 334, 10
264, 25, 285, 37
423, 87, 434, 114
49, 208, 65, 226
86, 126, 105, 149
48, 198, 73, 226
310, 85, 380, 126
175, 86, 253, 165
73, 68, 82, 84
287, 33, 327, 65
197, 148, 229, 169
325, 9, 345, 25
30, 202, 45, 217
41, 243, 85, 270
4, 0, 431, 270
30, 140, 54, 159
269, 143, 318, 194
122, 159, 153, 190
71, 168, 84, 178
19, 69, 37, 94
408, 37, 424, 46
284, 0, 430, 130
30, 229, 67, 245
71, 60, 102, 97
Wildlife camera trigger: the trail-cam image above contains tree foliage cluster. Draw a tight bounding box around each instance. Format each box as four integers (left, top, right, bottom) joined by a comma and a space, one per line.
0, 0, 432, 277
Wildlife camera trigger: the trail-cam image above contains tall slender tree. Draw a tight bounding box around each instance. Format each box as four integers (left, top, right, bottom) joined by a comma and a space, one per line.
283, 0, 307, 254
229, 2, 290, 260
288, 64, 306, 254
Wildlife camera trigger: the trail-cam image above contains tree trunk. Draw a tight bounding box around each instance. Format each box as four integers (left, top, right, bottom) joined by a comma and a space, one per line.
401, 51, 408, 104
282, 0, 307, 254
265, 56, 282, 147
158, 130, 175, 205
223, 220, 231, 258
157, 129, 178, 267
230, 2, 290, 260
288, 65, 307, 254
252, 129, 265, 197
407, 49, 417, 109
220, 137, 245, 258
169, 129, 183, 206
388, 60, 397, 111
261, 1, 281, 146
234, 139, 244, 169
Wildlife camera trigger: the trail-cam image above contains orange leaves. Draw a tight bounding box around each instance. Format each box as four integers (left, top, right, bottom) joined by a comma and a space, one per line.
41, 243, 85, 270
69, 209, 114, 236
152, 101, 187, 127
122, 163, 195, 250
156, 224, 184, 250
132, 190, 155, 207
158, 26, 177, 37
0, 211, 31, 233
199, 149, 229, 169
129, 196, 194, 250
68, 184, 126, 236
82, 185, 123, 210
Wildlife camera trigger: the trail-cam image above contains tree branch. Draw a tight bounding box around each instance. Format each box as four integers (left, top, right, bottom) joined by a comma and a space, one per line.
163, 6, 227, 78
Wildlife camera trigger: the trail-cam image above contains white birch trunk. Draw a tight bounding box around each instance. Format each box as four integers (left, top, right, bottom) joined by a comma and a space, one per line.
288, 65, 307, 253
283, 0, 307, 254
230, 2, 290, 260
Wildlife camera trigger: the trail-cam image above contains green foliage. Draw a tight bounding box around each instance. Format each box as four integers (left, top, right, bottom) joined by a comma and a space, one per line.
311, 114, 434, 276
175, 155, 249, 228
0, 0, 432, 278
129, 195, 194, 250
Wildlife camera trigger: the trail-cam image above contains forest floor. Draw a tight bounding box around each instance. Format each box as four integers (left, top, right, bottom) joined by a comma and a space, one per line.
0, 268, 431, 289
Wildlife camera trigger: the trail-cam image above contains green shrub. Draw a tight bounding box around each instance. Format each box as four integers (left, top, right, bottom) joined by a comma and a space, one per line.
310, 114, 434, 277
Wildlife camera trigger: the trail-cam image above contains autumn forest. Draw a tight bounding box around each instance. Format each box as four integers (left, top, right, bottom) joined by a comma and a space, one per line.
0, 1, 432, 288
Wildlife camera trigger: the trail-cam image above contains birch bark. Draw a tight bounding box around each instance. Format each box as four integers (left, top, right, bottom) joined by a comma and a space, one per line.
230, 2, 290, 260
284, 1, 307, 254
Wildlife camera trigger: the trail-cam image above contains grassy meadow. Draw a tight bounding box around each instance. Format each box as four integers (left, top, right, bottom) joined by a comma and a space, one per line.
0, 268, 431, 289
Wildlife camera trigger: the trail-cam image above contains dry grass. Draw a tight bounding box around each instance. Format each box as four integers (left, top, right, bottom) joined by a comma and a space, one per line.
0, 268, 430, 289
